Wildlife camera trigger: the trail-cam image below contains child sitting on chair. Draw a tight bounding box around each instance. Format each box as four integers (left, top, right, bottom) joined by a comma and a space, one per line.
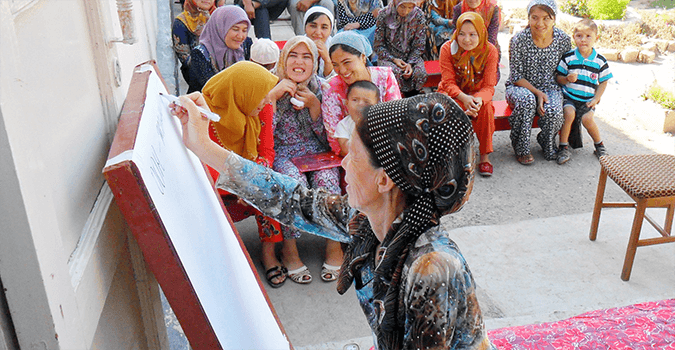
334, 80, 380, 156
556, 18, 613, 165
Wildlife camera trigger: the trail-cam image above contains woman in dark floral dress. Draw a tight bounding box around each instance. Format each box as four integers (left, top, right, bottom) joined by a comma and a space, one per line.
505, 0, 570, 164
374, 0, 428, 96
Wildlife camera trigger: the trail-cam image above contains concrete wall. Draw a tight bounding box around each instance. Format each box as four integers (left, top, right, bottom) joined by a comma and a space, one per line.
0, 0, 166, 348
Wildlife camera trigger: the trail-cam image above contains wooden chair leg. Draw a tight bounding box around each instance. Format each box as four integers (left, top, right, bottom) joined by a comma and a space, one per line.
664, 202, 674, 235
621, 199, 647, 281
590, 168, 608, 241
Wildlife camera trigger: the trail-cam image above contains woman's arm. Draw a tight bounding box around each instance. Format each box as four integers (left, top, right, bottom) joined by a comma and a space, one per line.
373, 14, 395, 63
187, 47, 216, 93
437, 42, 462, 98
255, 104, 275, 167
175, 93, 354, 241
486, 6, 500, 48
172, 19, 192, 64
321, 79, 348, 154
474, 44, 498, 102
407, 11, 427, 64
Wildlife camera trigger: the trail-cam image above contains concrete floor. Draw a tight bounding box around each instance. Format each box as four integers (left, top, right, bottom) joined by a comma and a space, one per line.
160, 1, 675, 349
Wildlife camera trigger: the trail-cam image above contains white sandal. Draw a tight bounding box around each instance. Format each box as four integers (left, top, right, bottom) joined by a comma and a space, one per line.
321, 263, 341, 282
287, 265, 312, 284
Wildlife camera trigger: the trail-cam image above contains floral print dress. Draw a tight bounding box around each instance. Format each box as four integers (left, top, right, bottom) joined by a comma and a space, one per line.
214, 151, 496, 350
272, 75, 340, 239
505, 27, 571, 160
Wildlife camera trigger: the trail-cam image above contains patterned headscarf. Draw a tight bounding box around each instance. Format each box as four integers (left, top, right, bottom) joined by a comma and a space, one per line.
199, 5, 251, 71
176, 0, 217, 36
381, 0, 423, 49
275, 36, 320, 88
330, 30, 373, 57
527, 0, 557, 15
203, 61, 279, 161
450, 12, 490, 92
338, 0, 384, 18
338, 93, 476, 349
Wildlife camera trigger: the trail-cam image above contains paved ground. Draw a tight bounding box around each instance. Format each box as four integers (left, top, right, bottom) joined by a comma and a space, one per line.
163, 0, 675, 349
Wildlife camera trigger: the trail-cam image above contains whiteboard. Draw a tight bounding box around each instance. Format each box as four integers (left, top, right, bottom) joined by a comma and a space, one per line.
104, 64, 290, 349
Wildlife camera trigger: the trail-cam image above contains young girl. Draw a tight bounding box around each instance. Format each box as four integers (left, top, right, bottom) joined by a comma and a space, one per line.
303, 6, 335, 78
186, 5, 252, 92
374, 0, 427, 97
438, 12, 499, 176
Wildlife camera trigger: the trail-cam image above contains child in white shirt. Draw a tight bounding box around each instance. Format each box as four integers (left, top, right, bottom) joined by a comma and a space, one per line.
334, 80, 381, 156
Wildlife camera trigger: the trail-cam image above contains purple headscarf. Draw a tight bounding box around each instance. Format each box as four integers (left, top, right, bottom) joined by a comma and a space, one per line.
199, 5, 251, 71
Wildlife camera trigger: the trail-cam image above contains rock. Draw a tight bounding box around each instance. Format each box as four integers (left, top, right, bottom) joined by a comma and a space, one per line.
619, 48, 639, 63
598, 48, 619, 62
641, 42, 658, 54
668, 41, 675, 53
639, 51, 656, 64
665, 110, 675, 134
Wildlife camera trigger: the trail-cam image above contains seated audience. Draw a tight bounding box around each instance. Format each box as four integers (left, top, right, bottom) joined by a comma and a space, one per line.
186, 5, 253, 93
288, 0, 335, 35
335, 0, 384, 47
268, 37, 343, 284
438, 12, 499, 176
304, 6, 336, 78
334, 80, 380, 156
374, 0, 428, 97
239, 0, 289, 39
421, 0, 459, 60
172, 0, 218, 84
322, 31, 401, 155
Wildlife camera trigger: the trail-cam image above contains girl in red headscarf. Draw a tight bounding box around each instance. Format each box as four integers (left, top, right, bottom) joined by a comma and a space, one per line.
438, 12, 498, 176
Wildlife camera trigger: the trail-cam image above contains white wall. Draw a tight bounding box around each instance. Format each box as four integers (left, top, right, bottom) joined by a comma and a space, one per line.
0, 0, 164, 348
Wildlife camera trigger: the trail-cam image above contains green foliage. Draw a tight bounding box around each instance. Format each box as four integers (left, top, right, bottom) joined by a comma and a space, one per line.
650, 0, 675, 10
643, 82, 675, 110
561, 0, 591, 18
588, 0, 630, 20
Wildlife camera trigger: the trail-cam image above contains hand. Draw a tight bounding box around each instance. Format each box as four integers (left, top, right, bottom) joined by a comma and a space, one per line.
171, 92, 211, 154
534, 90, 549, 116
243, 1, 256, 19
586, 97, 600, 108
402, 63, 413, 79
268, 79, 298, 102
567, 72, 578, 83
315, 40, 329, 60
372, 8, 380, 17
294, 85, 319, 111
393, 59, 407, 69
344, 23, 360, 30
296, 0, 314, 12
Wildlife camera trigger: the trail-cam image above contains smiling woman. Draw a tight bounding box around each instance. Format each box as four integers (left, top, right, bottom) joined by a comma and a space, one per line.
185, 5, 253, 93
266, 36, 343, 284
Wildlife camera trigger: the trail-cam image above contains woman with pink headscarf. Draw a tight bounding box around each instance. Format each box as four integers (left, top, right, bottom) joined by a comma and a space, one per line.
186, 5, 253, 92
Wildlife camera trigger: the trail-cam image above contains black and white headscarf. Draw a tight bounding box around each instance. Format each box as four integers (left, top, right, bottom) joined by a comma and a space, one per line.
337, 93, 476, 349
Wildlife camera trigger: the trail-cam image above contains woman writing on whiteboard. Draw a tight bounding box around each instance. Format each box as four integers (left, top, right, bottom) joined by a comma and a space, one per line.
172, 92, 496, 349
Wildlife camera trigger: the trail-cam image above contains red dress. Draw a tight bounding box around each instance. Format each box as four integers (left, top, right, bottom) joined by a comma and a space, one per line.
208, 103, 282, 243
438, 42, 499, 155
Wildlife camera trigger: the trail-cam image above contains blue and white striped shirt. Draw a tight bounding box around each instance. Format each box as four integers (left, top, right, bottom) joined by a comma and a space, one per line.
557, 48, 613, 102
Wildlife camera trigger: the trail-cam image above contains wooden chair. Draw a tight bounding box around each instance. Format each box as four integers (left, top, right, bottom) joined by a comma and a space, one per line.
589, 154, 675, 281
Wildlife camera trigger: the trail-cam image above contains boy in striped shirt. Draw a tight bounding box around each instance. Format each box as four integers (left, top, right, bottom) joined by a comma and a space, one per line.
555, 18, 613, 165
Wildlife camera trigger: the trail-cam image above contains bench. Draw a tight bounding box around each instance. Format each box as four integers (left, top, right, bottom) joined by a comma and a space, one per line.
271, 43, 537, 131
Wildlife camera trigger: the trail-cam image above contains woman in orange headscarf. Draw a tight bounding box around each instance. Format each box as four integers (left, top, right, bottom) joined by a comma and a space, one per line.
202, 61, 289, 288
452, 0, 501, 55
438, 12, 498, 176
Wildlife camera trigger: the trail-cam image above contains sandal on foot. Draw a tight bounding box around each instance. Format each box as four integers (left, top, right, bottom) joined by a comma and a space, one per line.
321, 263, 341, 282
478, 162, 493, 177
287, 265, 312, 284
264, 266, 287, 288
